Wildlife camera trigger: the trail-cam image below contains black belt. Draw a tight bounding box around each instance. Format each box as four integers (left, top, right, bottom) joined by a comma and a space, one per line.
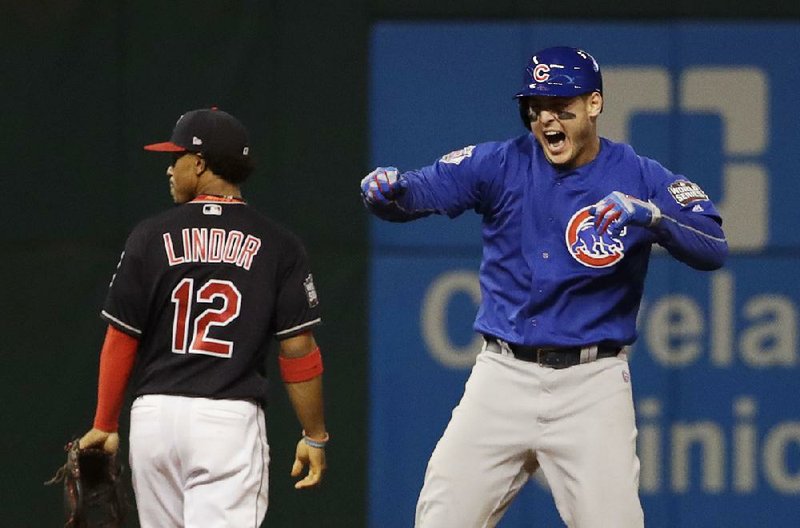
484, 337, 621, 369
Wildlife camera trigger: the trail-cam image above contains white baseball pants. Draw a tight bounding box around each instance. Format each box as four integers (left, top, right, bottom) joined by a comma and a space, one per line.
415, 348, 643, 528
129, 394, 269, 528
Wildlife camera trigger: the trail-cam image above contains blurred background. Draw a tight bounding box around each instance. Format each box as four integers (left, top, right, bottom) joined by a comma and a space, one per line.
2, 1, 799, 527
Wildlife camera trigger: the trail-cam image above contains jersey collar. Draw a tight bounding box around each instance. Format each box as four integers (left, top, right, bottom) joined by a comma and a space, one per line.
191, 194, 246, 204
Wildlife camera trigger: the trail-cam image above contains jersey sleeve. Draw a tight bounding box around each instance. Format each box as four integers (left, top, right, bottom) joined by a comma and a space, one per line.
395, 143, 498, 219
100, 226, 149, 337
643, 157, 721, 223
641, 157, 728, 270
273, 234, 322, 340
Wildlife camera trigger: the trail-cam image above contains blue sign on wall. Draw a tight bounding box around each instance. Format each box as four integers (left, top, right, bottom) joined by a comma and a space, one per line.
368, 22, 800, 528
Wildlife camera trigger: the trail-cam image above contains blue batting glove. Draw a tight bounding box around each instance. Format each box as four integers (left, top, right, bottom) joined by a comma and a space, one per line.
360, 166, 406, 206
589, 191, 662, 236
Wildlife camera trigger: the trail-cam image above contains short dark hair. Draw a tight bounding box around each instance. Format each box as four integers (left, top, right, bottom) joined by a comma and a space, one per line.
204, 151, 255, 184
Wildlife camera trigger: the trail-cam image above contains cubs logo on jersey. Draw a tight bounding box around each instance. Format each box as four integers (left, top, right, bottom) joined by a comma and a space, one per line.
565, 206, 625, 268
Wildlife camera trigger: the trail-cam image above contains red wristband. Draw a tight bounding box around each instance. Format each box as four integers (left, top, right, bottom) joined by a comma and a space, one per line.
279, 347, 324, 383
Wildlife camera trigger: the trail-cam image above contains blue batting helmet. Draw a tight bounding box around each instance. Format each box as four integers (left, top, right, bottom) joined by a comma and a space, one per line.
514, 46, 603, 99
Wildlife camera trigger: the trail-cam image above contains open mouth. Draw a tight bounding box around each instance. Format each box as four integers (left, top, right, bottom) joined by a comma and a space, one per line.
544, 130, 566, 147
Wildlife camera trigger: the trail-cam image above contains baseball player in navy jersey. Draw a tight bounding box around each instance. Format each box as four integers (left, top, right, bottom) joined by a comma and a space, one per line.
361, 47, 728, 527
78, 108, 329, 527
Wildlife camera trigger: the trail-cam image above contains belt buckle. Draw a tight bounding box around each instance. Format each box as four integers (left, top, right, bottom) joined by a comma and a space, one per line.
536, 348, 550, 368
537, 347, 572, 368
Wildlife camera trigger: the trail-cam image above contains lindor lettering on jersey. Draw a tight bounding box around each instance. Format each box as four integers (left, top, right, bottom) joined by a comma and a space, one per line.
103, 195, 321, 400
163, 228, 262, 270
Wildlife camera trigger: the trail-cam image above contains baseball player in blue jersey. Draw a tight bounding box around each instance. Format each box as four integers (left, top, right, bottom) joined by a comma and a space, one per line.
361, 47, 727, 527
78, 108, 329, 527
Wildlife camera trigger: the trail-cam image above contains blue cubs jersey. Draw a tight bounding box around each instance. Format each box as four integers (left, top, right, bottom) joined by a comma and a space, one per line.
385, 135, 727, 347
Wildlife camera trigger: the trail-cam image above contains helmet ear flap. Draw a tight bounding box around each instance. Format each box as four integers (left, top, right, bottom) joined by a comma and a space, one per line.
518, 98, 533, 131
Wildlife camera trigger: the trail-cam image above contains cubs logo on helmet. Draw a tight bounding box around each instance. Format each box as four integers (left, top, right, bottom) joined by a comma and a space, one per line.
565, 206, 625, 268
532, 63, 551, 82
514, 46, 603, 99
513, 46, 604, 131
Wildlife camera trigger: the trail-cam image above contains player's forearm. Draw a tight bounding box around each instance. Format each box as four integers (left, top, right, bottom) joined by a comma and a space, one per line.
361, 164, 468, 221
653, 213, 728, 270
278, 332, 327, 437
284, 375, 327, 438
94, 325, 138, 432
362, 175, 436, 222
395, 167, 473, 219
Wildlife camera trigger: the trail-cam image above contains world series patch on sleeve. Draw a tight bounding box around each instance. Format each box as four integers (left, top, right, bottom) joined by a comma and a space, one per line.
667, 180, 709, 206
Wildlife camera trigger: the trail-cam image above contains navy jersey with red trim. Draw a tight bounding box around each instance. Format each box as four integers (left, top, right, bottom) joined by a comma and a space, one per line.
101, 196, 321, 403
368, 135, 727, 348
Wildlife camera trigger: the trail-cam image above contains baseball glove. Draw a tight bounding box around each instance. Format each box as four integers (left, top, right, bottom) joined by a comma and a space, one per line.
44, 439, 127, 528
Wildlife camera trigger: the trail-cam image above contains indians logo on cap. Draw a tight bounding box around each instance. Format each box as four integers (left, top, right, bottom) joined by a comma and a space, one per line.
565, 206, 626, 268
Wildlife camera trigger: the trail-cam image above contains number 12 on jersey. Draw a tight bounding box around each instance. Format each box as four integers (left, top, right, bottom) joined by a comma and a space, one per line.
170, 278, 242, 357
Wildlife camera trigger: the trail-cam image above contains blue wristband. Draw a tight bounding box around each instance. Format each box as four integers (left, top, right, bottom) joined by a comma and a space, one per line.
302, 431, 329, 449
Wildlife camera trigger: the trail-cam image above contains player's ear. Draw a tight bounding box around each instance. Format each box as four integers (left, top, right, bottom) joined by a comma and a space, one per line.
194, 155, 207, 176
587, 91, 603, 117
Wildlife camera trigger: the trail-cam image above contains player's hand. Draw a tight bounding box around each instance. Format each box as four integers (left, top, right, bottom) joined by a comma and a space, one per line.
589, 191, 661, 236
78, 428, 120, 455
291, 436, 327, 489
360, 166, 406, 206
